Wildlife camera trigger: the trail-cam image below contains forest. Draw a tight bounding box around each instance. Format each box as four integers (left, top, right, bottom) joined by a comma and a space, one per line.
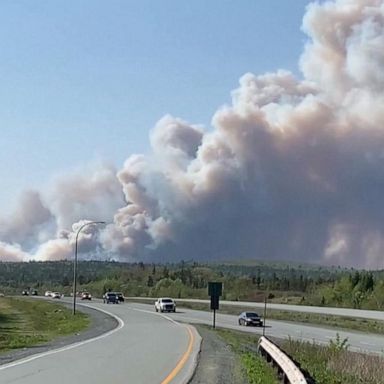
0, 260, 383, 310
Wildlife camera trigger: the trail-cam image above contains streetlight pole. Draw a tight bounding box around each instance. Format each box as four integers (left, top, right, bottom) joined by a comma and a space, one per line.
72, 221, 105, 315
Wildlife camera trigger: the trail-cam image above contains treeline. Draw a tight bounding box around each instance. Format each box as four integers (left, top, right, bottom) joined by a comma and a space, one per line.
0, 260, 383, 309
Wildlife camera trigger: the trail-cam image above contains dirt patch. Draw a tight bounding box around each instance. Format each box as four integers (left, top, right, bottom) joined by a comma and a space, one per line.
190, 325, 248, 384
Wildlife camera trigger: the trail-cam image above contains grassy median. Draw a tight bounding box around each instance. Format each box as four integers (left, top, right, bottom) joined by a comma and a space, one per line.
0, 297, 89, 353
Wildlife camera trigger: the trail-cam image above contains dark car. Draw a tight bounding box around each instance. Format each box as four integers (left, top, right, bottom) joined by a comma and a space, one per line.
238, 311, 263, 327
103, 292, 119, 304
115, 292, 125, 303
30, 289, 38, 296
21, 290, 29, 296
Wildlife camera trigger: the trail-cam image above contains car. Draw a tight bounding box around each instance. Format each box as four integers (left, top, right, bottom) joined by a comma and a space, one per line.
155, 297, 176, 313
81, 292, 92, 300
45, 290, 53, 297
30, 289, 38, 296
115, 292, 124, 302
238, 311, 263, 327
51, 292, 61, 299
103, 292, 119, 304
22, 290, 29, 296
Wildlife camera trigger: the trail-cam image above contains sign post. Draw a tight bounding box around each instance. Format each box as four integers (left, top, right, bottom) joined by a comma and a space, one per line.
263, 295, 267, 336
208, 282, 223, 329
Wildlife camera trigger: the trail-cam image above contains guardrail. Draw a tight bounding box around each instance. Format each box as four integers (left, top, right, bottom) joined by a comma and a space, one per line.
258, 336, 307, 384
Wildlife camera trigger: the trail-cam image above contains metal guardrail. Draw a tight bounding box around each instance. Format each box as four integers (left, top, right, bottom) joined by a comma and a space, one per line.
258, 336, 307, 384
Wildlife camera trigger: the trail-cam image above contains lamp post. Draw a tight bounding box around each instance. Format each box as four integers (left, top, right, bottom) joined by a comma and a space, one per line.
72, 221, 105, 315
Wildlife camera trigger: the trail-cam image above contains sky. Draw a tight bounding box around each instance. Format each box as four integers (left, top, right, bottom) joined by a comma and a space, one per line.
1, 0, 384, 269
0, 0, 309, 212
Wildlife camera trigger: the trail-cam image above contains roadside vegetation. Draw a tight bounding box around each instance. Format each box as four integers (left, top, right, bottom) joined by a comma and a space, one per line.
1, 259, 384, 311
202, 326, 384, 384
278, 334, 384, 384
0, 297, 89, 353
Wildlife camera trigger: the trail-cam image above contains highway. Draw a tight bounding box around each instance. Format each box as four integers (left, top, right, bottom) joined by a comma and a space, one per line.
2, 297, 384, 384
127, 302, 384, 355
0, 301, 201, 384
178, 298, 384, 321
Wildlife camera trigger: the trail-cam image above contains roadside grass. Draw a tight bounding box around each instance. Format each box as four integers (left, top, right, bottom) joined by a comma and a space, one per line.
265, 309, 384, 334
200, 325, 384, 384
127, 298, 384, 334
212, 327, 279, 384
0, 297, 89, 353
278, 336, 384, 384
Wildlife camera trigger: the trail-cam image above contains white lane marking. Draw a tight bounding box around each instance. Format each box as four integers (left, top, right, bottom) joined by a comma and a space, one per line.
0, 305, 124, 371
127, 305, 182, 326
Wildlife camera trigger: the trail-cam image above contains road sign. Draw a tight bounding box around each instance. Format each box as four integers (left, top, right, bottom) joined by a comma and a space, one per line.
210, 295, 219, 310
208, 282, 223, 297
208, 282, 223, 328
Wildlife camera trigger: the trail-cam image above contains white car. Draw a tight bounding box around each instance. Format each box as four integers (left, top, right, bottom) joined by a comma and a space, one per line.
45, 291, 52, 297
155, 298, 176, 313
51, 292, 61, 299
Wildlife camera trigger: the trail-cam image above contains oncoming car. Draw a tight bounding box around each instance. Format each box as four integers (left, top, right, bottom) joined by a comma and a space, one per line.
155, 298, 176, 313
238, 312, 263, 327
103, 292, 119, 304
81, 292, 92, 300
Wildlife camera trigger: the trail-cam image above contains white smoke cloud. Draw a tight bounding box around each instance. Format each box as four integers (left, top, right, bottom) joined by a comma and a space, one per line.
0, 163, 124, 262
1, 0, 383, 268
0, 242, 28, 262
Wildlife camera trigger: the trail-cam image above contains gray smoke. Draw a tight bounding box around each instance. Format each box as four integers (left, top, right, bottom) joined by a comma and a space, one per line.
1, 0, 383, 268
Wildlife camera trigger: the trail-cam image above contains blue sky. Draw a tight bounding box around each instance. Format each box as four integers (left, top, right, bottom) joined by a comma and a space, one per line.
0, 0, 311, 214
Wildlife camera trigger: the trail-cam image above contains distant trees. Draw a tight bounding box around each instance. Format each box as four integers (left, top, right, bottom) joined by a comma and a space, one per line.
1, 260, 384, 310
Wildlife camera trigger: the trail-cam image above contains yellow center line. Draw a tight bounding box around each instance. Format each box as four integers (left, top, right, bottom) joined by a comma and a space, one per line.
161, 325, 195, 384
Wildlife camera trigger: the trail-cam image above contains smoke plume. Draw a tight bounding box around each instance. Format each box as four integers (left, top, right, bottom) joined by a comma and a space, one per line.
1, 0, 383, 268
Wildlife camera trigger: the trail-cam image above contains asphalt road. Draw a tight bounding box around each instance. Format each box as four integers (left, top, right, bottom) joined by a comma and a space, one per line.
0, 300, 201, 384
179, 298, 384, 321
127, 302, 384, 355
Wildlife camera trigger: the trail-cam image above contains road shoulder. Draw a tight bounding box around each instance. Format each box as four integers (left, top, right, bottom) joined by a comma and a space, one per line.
189, 324, 247, 384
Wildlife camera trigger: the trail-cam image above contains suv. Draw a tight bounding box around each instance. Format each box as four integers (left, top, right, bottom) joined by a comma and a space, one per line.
155, 298, 176, 313
115, 292, 124, 303
103, 292, 119, 304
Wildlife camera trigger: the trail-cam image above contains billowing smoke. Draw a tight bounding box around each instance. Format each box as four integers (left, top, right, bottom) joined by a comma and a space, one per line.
0, 163, 124, 261
1, 0, 383, 268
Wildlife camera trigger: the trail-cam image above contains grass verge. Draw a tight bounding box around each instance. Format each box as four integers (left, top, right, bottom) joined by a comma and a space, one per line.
199, 325, 384, 384
213, 327, 279, 384
0, 297, 89, 353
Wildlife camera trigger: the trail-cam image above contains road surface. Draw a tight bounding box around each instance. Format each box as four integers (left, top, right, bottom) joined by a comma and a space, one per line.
0, 300, 201, 384
127, 302, 384, 355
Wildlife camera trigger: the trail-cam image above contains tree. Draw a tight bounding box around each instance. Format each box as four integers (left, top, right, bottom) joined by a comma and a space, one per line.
147, 275, 154, 287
